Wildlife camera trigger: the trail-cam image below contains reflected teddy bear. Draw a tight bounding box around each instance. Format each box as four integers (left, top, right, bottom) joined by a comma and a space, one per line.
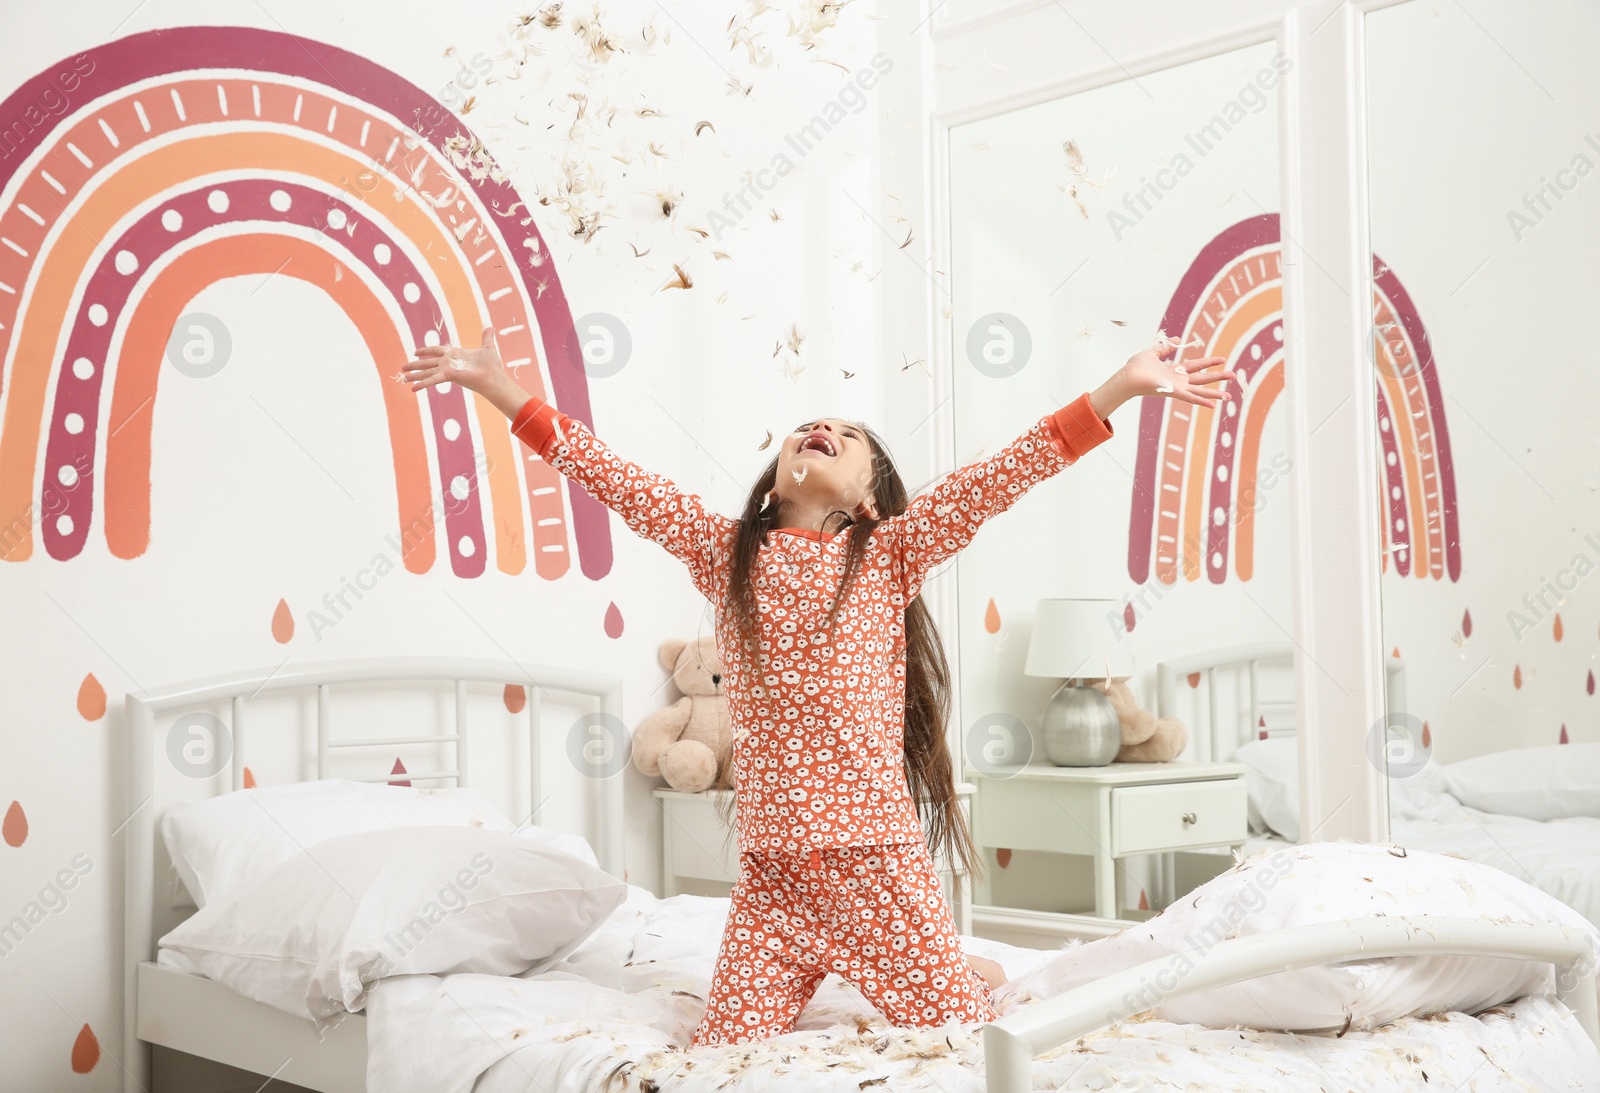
1097, 676, 1189, 762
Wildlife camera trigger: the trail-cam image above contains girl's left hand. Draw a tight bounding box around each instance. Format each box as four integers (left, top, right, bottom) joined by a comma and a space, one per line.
1122, 338, 1236, 407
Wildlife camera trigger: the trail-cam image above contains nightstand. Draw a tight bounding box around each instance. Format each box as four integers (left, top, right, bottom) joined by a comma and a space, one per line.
653, 783, 978, 933
963, 761, 1248, 926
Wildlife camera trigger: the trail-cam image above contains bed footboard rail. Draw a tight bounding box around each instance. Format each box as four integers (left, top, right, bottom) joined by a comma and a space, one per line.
983, 915, 1599, 1093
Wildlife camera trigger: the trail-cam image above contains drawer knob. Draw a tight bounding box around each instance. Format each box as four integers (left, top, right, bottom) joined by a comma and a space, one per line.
1181, 812, 1198, 826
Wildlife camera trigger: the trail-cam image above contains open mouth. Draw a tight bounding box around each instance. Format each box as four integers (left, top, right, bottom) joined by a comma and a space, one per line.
797, 433, 837, 457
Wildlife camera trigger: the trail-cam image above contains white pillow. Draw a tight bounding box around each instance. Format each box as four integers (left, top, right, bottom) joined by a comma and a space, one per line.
996, 840, 1600, 1033
1233, 737, 1300, 841
158, 826, 627, 1022
512, 822, 600, 869
160, 779, 518, 908
1442, 743, 1600, 821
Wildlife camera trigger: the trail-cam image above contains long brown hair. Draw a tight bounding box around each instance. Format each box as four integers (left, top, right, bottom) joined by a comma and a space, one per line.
705, 420, 987, 887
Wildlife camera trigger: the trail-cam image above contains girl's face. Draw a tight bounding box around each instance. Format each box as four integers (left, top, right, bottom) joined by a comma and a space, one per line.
775, 417, 880, 520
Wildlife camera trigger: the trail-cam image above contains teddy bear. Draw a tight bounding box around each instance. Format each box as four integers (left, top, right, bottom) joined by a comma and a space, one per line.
630, 635, 735, 793
1097, 676, 1189, 762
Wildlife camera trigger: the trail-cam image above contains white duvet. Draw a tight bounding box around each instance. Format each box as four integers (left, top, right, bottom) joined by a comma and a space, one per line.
363, 882, 1600, 1093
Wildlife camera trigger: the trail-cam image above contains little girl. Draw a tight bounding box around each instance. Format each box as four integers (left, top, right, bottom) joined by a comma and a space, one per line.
401, 330, 1233, 1046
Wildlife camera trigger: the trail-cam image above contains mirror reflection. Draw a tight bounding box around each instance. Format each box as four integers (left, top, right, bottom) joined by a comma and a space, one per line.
948, 40, 1304, 926
1368, 0, 1600, 930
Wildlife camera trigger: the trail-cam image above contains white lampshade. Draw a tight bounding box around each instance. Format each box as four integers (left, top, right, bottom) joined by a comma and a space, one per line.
1023, 598, 1134, 680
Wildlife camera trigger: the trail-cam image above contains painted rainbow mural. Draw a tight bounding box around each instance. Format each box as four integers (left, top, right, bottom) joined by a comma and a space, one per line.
0, 26, 614, 580
1126, 212, 1461, 586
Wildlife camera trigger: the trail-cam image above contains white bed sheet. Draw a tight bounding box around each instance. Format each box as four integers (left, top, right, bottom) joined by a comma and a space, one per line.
361, 882, 1600, 1093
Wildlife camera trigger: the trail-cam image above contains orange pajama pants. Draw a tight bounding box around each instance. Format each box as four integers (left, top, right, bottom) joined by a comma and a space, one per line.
689, 840, 998, 1047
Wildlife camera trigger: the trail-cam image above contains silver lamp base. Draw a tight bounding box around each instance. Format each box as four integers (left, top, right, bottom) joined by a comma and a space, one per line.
1042, 681, 1123, 766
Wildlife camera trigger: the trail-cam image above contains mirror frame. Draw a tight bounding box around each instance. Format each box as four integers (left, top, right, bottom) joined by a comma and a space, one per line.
889, 0, 1413, 847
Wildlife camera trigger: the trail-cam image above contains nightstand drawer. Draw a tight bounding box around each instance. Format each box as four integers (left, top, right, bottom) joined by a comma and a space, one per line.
1111, 778, 1247, 855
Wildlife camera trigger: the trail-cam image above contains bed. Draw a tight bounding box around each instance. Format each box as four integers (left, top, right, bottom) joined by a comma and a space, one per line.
123, 655, 1600, 1093
1186, 644, 1600, 929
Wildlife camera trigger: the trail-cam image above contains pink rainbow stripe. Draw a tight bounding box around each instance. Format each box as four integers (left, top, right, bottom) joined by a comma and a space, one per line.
1374, 378, 1411, 577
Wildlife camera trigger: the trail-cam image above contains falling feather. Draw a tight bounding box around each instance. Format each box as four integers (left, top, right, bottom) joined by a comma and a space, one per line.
658, 263, 692, 292
758, 430, 773, 451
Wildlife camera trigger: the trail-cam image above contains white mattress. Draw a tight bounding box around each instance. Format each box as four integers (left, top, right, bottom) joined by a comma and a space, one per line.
360, 882, 1600, 1093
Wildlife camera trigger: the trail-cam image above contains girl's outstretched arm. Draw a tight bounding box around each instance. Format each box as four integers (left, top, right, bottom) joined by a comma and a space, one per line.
402, 329, 733, 600
879, 338, 1234, 601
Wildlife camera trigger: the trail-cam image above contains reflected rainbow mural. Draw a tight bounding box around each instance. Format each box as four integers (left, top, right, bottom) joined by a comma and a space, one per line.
1126, 212, 1461, 586
0, 25, 614, 580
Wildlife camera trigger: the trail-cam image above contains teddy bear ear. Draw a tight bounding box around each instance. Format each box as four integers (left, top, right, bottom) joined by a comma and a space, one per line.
658, 639, 687, 672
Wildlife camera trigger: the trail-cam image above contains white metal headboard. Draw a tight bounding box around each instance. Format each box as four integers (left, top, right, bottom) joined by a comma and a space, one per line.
123, 656, 625, 1089
1155, 643, 1408, 763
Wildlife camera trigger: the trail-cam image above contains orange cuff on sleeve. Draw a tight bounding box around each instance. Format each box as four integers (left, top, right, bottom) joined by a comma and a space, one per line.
509, 395, 572, 459
1048, 392, 1114, 461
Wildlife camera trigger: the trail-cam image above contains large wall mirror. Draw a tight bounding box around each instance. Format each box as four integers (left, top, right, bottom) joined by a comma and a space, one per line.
947, 39, 1301, 921
1368, 0, 1600, 927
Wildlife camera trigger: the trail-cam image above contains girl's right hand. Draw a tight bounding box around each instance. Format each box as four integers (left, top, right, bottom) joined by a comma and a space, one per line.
400, 326, 504, 396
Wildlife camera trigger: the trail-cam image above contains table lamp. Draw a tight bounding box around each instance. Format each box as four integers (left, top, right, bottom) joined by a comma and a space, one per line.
1024, 599, 1134, 766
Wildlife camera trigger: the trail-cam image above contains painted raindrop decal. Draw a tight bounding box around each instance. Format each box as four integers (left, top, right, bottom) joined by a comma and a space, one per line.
243, 767, 257, 789
1560, 724, 1570, 744
996, 848, 1011, 869
70, 1025, 99, 1074
1553, 613, 1564, 642
77, 673, 106, 720
504, 683, 527, 714
1589, 670, 1595, 697
1137, 889, 1149, 911
1421, 722, 1431, 748
604, 601, 624, 638
271, 598, 294, 643
984, 599, 1001, 634
1187, 672, 1202, 688
1392, 646, 1402, 659
1461, 608, 1472, 638
1513, 665, 1522, 690
390, 758, 411, 787
1123, 602, 1136, 632
3, 801, 26, 847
